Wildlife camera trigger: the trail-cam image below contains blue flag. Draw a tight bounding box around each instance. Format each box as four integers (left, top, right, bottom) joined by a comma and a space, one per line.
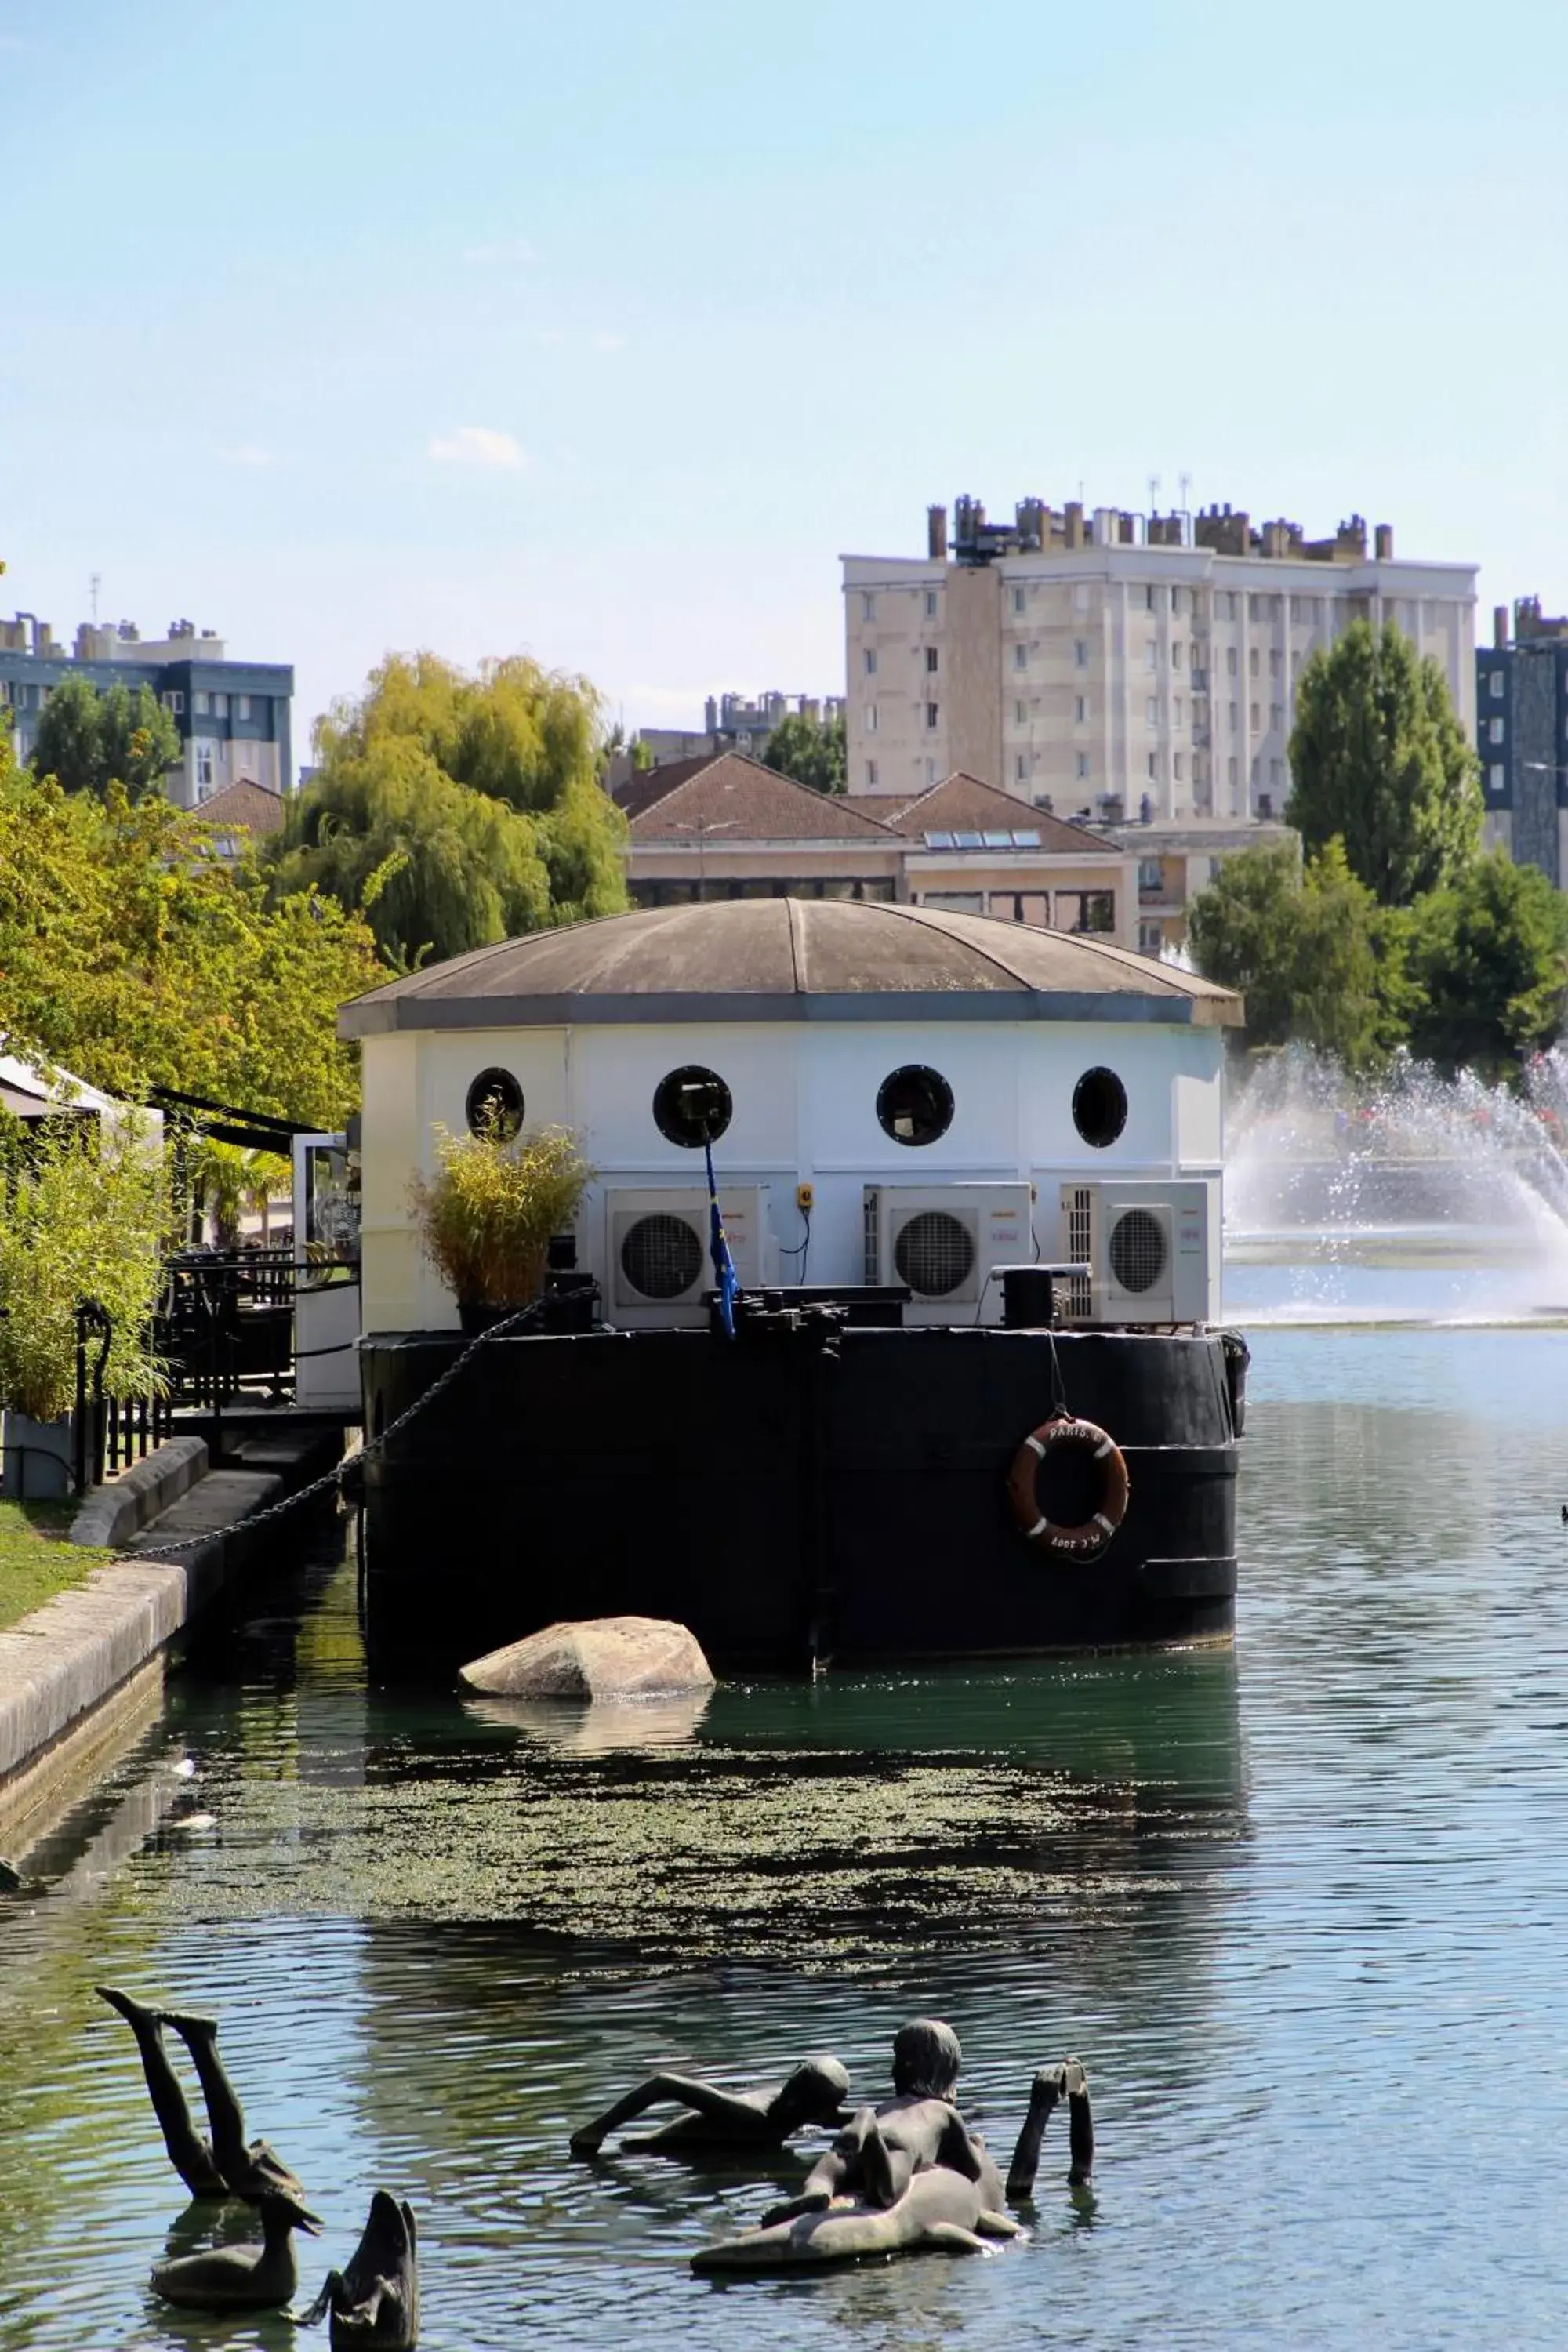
703, 1138, 739, 1338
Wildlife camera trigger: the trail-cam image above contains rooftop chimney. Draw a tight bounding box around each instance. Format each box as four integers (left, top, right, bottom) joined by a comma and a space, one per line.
1374, 523, 1393, 561
927, 504, 949, 561
1494, 605, 1508, 650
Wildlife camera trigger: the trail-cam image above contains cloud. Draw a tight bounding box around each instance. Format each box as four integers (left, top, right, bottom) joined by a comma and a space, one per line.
463, 238, 539, 267
535, 328, 568, 349
591, 331, 627, 354
429, 426, 528, 471
219, 443, 273, 469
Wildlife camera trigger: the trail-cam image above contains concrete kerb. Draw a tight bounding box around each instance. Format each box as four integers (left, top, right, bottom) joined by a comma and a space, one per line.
68, 1435, 209, 1549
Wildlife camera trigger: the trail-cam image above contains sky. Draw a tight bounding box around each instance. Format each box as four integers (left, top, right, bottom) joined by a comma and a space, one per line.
2, 0, 1566, 765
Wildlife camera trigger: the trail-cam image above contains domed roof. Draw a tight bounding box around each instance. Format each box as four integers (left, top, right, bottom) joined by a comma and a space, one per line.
338, 898, 1243, 1036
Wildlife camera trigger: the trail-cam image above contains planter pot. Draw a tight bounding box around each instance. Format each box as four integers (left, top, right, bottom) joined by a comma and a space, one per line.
456, 1301, 532, 1338
2, 1409, 78, 1501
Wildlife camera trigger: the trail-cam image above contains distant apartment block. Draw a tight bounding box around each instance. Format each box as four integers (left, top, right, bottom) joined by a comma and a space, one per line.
1475, 599, 1568, 887
841, 495, 1477, 822
0, 608, 293, 810
615, 690, 846, 785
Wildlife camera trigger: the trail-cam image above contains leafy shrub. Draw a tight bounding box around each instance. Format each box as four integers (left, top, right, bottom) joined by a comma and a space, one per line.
0, 1112, 166, 1422
410, 1123, 591, 1308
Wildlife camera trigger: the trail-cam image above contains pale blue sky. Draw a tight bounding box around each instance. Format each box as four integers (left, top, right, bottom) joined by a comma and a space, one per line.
2, 0, 1565, 760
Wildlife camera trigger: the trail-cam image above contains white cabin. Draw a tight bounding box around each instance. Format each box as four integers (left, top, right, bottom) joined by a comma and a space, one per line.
338, 899, 1243, 1335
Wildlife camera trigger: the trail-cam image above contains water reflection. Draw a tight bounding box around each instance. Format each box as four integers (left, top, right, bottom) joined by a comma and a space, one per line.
462, 1690, 713, 1751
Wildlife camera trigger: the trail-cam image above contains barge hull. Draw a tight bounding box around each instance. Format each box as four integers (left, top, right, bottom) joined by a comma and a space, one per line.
358, 1326, 1239, 1674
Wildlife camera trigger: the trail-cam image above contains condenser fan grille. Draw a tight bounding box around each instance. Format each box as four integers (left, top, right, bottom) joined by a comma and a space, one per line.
619, 1213, 704, 1300
1108, 1207, 1167, 1294
893, 1209, 975, 1298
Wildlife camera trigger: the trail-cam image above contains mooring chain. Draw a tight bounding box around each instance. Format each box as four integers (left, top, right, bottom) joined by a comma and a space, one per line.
112, 1305, 545, 1562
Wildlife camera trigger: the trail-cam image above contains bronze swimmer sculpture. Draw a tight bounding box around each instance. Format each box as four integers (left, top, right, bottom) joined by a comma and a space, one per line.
150, 2187, 321, 2310
96, 1986, 305, 2204
692, 2020, 1093, 2273
570, 2054, 851, 2159
296, 2190, 419, 2348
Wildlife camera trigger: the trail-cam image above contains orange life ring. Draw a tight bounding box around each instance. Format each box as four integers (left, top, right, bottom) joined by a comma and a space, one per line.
1006, 1414, 1130, 1558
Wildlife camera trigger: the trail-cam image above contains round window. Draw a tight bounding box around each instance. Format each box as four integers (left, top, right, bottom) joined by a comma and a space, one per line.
653, 1066, 732, 1149
893, 1209, 976, 1298
1072, 1066, 1127, 1149
465, 1066, 524, 1141
620, 1212, 704, 1301
877, 1065, 955, 1147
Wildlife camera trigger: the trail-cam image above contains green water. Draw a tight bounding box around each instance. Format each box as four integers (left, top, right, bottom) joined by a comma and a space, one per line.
1, 1320, 1565, 2348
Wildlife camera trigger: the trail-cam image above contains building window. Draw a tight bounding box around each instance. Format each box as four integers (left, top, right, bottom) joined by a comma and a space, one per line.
863, 648, 877, 676
1248, 648, 1259, 679
162, 690, 184, 715
1270, 760, 1283, 787
926, 702, 939, 731
1490, 670, 1504, 699
1271, 702, 1283, 731
1014, 699, 1026, 725
213, 692, 229, 717
877, 1064, 955, 1147
864, 704, 878, 733
1489, 763, 1504, 792
1174, 698, 1184, 728
1016, 753, 1028, 782
1174, 753, 1185, 781
1145, 642, 1157, 672
194, 738, 216, 791
1269, 648, 1282, 677
925, 646, 938, 674
238, 695, 253, 720
1073, 638, 1088, 668
193, 690, 210, 717
1062, 892, 1116, 936
1147, 752, 1157, 779
865, 758, 878, 787
1143, 585, 1157, 612
924, 758, 936, 784
1228, 756, 1238, 786
653, 1065, 732, 1149
925, 590, 938, 618
1226, 647, 1237, 677
466, 1067, 526, 1141
1171, 641, 1185, 670
1229, 701, 1238, 729
1489, 716, 1504, 745
1076, 751, 1089, 779
1013, 645, 1027, 672
1250, 702, 1260, 731
1145, 698, 1158, 726
1074, 695, 1087, 724
862, 593, 876, 622
1012, 586, 1026, 614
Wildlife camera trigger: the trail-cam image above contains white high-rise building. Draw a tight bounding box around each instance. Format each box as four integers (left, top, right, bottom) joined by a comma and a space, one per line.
842, 497, 1477, 822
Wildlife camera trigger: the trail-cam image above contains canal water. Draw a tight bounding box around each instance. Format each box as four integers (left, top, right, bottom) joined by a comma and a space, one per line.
2, 1303, 1565, 2348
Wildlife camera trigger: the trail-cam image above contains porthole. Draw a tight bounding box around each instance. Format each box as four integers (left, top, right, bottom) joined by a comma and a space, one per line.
465, 1066, 524, 1141
620, 1212, 704, 1300
1072, 1066, 1127, 1149
653, 1065, 732, 1149
877, 1064, 955, 1147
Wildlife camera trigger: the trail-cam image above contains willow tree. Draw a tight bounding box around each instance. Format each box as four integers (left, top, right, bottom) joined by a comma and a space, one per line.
267, 654, 627, 967
1286, 620, 1481, 906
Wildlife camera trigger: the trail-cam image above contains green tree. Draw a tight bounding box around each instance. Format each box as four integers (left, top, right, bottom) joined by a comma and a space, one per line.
1186, 837, 1397, 1069
1287, 619, 1481, 905
0, 729, 381, 1127
30, 673, 181, 800
761, 709, 847, 795
267, 653, 627, 965
1403, 848, 1568, 1082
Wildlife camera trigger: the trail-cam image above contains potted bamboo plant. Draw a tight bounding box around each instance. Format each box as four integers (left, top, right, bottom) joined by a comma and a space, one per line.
410, 1122, 592, 1333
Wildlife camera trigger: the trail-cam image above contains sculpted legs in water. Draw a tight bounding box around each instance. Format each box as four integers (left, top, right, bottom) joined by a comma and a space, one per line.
96, 1987, 304, 2203
295, 2190, 419, 2349
570, 2056, 850, 2158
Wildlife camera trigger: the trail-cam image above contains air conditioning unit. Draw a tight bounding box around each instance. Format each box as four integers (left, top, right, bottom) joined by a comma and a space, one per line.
1056, 1181, 1217, 1327
864, 1185, 1033, 1324
605, 1187, 774, 1325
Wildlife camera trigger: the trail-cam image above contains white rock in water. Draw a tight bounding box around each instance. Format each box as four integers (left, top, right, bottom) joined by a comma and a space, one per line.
458, 1616, 716, 1703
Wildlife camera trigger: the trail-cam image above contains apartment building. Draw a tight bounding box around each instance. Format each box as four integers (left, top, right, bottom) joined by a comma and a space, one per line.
1475, 598, 1568, 887
0, 608, 293, 808
842, 495, 1476, 821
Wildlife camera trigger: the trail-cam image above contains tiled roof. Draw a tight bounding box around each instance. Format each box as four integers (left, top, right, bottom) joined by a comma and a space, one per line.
612, 753, 720, 819
194, 779, 287, 837
626, 753, 900, 843
864, 772, 1118, 852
